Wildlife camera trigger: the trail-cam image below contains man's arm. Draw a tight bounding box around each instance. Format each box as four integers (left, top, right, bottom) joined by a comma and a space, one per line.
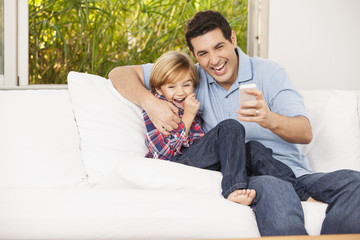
236, 88, 313, 144
143, 110, 187, 159
108, 66, 180, 135
108, 65, 149, 107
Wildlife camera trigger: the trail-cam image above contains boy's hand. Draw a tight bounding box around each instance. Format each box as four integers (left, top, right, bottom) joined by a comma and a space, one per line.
183, 93, 200, 117
182, 93, 200, 135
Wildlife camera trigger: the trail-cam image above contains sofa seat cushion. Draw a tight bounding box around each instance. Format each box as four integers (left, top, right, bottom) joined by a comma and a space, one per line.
0, 188, 260, 239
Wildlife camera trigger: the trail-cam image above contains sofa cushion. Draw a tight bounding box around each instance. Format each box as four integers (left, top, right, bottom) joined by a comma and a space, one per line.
302, 90, 360, 172
96, 156, 223, 197
67, 72, 148, 185
0, 90, 86, 187
0, 188, 260, 239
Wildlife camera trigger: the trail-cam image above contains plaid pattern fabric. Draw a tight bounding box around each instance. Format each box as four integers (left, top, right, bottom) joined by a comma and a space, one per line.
143, 94, 204, 160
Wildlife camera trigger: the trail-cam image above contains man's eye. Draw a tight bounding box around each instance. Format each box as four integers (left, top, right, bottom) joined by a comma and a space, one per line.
216, 45, 224, 49
198, 52, 207, 57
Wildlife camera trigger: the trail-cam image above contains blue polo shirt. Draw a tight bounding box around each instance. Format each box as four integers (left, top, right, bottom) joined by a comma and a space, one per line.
142, 47, 312, 177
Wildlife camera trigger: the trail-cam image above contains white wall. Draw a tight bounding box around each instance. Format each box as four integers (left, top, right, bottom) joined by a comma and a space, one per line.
267, 0, 360, 90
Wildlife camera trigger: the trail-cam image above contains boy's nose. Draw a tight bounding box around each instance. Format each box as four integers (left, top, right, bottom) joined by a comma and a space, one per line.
176, 87, 185, 95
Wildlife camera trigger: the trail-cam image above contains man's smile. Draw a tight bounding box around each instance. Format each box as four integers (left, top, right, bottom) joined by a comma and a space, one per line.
211, 61, 227, 76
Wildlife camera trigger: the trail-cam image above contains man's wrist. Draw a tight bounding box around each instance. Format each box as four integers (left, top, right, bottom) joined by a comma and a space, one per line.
141, 91, 157, 110
265, 111, 280, 131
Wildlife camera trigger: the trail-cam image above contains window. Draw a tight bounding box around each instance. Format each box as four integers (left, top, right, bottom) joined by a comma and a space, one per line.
0, 0, 4, 77
2, 0, 268, 88
0, 0, 4, 84
1, 0, 31, 89
1, 0, 18, 87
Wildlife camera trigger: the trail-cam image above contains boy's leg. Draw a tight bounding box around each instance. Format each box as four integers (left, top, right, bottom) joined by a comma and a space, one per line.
172, 119, 249, 198
296, 170, 360, 234
245, 140, 310, 201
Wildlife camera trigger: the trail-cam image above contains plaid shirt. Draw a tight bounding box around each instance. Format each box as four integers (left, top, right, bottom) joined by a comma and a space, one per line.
143, 94, 204, 160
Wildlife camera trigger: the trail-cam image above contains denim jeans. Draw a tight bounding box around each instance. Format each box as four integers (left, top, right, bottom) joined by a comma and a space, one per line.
296, 170, 360, 234
170, 119, 307, 236
248, 164, 360, 235
172, 119, 360, 235
172, 119, 298, 198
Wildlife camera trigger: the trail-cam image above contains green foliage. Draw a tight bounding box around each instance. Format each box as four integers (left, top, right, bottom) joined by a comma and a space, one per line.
29, 0, 248, 84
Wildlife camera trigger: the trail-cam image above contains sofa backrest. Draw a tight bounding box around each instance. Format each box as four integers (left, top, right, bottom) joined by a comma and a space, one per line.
1, 85, 359, 188
0, 89, 87, 187
300, 90, 360, 173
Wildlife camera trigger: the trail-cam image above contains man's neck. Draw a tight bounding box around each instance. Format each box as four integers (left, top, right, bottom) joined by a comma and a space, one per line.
218, 51, 239, 91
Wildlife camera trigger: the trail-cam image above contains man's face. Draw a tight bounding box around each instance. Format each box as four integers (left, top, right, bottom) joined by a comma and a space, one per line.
190, 28, 238, 90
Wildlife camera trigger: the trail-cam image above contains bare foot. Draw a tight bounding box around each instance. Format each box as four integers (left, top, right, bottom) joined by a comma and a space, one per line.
307, 197, 324, 204
227, 189, 256, 206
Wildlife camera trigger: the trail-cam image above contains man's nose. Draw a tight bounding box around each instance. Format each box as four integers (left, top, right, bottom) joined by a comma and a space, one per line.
208, 52, 219, 65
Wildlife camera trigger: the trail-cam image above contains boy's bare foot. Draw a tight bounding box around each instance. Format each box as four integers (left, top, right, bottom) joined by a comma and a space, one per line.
227, 189, 256, 206
307, 197, 324, 204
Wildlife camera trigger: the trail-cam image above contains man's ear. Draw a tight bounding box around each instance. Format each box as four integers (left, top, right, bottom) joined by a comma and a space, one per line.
231, 30, 237, 47
189, 48, 197, 61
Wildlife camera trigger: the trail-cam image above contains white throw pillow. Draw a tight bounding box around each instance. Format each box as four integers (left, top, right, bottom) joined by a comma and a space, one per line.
96, 157, 223, 197
67, 72, 148, 185
304, 90, 360, 172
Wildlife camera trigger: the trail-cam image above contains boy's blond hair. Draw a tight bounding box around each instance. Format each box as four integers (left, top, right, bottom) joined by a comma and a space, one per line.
149, 51, 199, 94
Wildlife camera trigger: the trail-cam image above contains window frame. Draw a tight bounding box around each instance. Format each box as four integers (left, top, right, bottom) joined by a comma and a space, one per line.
247, 0, 269, 58
1, 0, 268, 90
0, 0, 67, 89
2, 0, 17, 88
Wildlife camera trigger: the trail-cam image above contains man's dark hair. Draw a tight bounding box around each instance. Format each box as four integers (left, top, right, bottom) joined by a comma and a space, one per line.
184, 10, 232, 54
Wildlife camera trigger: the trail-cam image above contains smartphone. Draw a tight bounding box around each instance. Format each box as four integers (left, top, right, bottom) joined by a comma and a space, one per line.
239, 83, 257, 105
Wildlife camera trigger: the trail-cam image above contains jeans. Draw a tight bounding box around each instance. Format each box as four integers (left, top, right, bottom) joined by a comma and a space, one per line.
296, 170, 360, 234
172, 119, 360, 235
172, 119, 298, 198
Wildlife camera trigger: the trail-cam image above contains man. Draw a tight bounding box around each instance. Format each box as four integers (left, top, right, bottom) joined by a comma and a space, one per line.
109, 10, 360, 235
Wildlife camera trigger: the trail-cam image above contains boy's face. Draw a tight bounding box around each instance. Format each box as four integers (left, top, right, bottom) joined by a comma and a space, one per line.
155, 72, 195, 109
190, 28, 238, 90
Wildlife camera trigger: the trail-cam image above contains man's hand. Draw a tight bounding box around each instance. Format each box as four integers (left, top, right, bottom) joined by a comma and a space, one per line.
236, 88, 312, 144
236, 88, 273, 129
144, 97, 180, 135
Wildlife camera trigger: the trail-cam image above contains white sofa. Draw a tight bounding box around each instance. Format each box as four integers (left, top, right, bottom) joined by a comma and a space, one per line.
0, 71, 359, 239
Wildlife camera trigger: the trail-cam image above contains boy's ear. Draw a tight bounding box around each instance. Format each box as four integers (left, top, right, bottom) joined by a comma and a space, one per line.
155, 88, 163, 96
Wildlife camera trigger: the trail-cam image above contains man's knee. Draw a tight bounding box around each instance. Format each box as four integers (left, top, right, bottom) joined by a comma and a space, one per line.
249, 175, 295, 197
218, 119, 245, 135
328, 169, 360, 189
